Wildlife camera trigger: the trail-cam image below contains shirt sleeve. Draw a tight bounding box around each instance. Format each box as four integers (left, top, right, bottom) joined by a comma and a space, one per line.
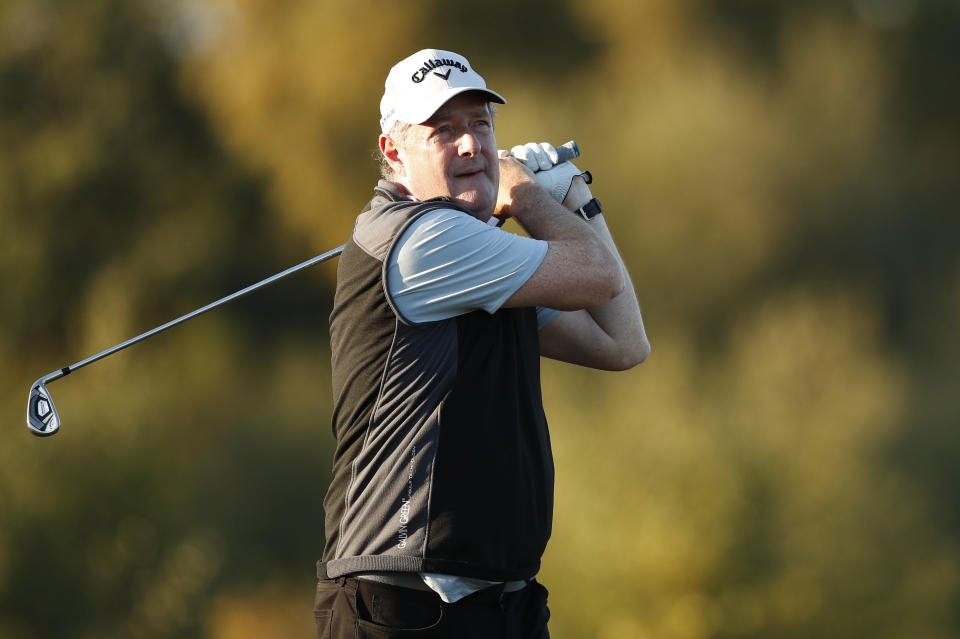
536, 306, 561, 329
386, 209, 548, 324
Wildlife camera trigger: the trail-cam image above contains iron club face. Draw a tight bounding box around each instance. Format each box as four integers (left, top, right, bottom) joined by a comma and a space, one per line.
28, 377, 61, 437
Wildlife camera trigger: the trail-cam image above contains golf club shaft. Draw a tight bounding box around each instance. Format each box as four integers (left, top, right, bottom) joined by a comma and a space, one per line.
54, 244, 345, 380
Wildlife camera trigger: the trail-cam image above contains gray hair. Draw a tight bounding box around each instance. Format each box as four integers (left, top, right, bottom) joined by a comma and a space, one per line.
376, 103, 497, 181
377, 121, 414, 181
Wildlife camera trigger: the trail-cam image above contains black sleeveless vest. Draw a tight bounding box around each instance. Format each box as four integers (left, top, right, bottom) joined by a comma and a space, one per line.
321, 181, 554, 581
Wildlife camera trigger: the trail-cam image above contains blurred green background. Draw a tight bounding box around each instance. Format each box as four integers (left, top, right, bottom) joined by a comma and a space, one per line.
2, 0, 959, 637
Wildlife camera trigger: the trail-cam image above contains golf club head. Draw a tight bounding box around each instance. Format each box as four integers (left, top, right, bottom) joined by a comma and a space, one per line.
28, 379, 61, 436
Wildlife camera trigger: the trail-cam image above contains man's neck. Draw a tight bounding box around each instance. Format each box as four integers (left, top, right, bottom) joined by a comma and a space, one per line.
384, 179, 493, 223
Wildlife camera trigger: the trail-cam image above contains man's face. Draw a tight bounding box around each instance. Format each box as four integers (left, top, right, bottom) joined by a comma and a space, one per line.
391, 92, 499, 218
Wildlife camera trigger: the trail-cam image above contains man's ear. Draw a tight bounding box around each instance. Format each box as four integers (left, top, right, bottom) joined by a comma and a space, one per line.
379, 134, 404, 178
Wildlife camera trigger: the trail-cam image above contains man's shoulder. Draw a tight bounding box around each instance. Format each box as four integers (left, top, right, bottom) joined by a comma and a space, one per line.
393, 208, 496, 267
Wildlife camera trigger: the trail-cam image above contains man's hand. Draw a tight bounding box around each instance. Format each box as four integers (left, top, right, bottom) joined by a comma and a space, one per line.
499, 141, 590, 205
504, 142, 560, 171
494, 155, 543, 220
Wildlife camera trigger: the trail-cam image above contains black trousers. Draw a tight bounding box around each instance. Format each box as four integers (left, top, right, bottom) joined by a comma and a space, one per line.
314, 574, 550, 639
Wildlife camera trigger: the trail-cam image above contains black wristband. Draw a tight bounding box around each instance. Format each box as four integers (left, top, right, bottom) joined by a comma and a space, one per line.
575, 197, 603, 220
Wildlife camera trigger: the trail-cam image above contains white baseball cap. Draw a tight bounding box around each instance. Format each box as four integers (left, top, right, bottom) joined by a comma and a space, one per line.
379, 48, 506, 133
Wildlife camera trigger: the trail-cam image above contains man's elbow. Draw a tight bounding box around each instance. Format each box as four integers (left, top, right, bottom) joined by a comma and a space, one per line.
633, 338, 651, 367
610, 336, 650, 371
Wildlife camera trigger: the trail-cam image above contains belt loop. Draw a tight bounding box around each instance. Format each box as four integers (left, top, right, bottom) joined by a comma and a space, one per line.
344, 575, 358, 595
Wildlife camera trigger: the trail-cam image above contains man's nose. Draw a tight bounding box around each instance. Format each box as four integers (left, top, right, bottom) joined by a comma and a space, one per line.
457, 132, 481, 157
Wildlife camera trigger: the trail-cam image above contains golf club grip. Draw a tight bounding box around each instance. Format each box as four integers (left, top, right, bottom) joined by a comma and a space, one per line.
555, 140, 580, 164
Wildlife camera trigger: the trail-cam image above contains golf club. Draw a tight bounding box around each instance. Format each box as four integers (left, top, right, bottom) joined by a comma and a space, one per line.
27, 244, 345, 437
27, 140, 581, 437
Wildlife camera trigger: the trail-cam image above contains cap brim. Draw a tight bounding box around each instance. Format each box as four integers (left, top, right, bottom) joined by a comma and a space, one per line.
394, 87, 506, 126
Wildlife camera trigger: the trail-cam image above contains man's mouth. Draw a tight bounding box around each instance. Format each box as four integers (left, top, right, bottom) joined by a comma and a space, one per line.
454, 165, 485, 178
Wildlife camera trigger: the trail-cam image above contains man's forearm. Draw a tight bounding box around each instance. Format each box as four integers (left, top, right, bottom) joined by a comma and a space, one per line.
508, 181, 605, 244
557, 173, 649, 361
579, 213, 649, 361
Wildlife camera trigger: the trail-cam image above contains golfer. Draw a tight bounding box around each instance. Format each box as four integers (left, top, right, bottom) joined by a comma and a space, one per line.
315, 48, 649, 638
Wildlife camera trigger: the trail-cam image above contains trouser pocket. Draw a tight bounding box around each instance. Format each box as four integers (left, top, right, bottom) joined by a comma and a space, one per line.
355, 579, 444, 637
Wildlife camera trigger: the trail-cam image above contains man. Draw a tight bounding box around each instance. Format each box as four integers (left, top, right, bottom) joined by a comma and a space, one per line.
315, 48, 649, 638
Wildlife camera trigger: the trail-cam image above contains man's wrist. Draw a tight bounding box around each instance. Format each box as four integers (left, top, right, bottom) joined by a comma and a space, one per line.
562, 174, 593, 211
574, 197, 603, 220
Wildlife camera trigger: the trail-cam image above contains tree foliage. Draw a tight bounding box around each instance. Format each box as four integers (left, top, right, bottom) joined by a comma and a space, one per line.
2, 1, 958, 637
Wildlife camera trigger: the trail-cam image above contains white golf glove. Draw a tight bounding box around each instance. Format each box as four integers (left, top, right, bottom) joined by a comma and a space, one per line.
498, 141, 586, 204
533, 161, 585, 204
505, 142, 560, 172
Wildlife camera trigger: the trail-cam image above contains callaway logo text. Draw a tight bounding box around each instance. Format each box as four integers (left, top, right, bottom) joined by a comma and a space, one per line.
411, 58, 467, 83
